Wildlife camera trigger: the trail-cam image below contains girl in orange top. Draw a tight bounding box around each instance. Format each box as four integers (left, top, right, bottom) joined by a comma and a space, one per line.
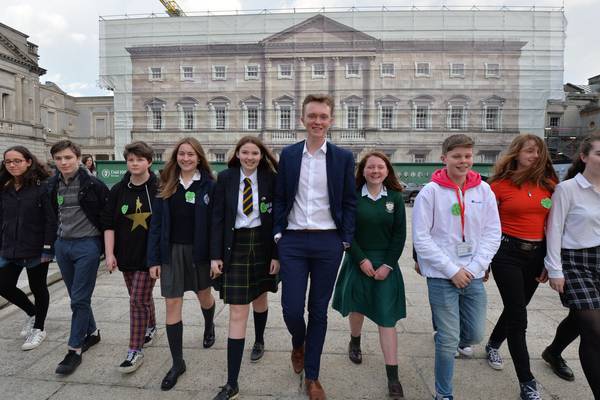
483, 134, 558, 400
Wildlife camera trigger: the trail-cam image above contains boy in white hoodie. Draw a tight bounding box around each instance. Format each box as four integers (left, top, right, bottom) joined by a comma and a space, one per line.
412, 134, 501, 400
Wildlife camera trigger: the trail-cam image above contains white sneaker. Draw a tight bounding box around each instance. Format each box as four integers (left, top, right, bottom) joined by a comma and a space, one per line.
456, 345, 474, 358
22, 329, 47, 350
118, 350, 144, 373
20, 316, 35, 338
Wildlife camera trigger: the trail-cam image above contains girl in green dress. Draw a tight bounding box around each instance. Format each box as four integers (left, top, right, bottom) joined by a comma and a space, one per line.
333, 151, 407, 399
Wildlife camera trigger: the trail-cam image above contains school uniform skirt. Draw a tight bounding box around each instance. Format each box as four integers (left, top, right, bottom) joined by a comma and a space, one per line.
560, 245, 600, 310
219, 227, 278, 305
160, 243, 212, 298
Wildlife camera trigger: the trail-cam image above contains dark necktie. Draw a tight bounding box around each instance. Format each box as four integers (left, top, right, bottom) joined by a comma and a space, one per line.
242, 177, 253, 216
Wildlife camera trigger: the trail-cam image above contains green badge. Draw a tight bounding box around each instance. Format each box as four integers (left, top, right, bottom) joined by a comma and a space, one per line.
541, 198, 552, 209
57, 195, 64, 206
121, 204, 129, 214
260, 202, 268, 213
185, 191, 195, 204
451, 203, 461, 216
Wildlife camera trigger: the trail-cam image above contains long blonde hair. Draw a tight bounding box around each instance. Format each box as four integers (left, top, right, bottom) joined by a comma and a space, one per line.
158, 137, 213, 198
489, 134, 557, 192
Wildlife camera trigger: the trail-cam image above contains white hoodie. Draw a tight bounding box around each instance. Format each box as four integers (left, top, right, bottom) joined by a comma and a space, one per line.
412, 169, 501, 280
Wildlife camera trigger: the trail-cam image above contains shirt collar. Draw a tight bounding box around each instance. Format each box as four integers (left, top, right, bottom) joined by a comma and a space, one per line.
361, 184, 388, 201
179, 170, 201, 188
575, 173, 592, 189
240, 168, 258, 184
302, 140, 327, 155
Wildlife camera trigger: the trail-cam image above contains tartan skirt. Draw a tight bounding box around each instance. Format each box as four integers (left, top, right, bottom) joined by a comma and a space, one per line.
560, 245, 600, 310
219, 227, 278, 305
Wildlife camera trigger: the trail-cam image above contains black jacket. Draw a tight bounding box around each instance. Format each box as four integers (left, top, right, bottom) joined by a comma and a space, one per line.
0, 180, 57, 259
210, 167, 278, 273
47, 167, 109, 234
101, 171, 158, 271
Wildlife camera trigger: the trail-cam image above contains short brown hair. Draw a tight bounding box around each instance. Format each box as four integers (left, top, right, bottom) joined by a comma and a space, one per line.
302, 94, 335, 117
123, 141, 153, 163
442, 134, 474, 154
50, 140, 81, 158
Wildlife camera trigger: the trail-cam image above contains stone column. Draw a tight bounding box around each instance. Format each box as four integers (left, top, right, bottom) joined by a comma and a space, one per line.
15, 75, 24, 121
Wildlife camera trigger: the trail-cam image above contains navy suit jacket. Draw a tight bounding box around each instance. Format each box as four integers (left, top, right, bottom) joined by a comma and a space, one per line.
273, 140, 356, 244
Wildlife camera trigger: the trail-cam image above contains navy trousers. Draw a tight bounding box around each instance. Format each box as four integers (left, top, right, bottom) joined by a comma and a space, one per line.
278, 230, 344, 380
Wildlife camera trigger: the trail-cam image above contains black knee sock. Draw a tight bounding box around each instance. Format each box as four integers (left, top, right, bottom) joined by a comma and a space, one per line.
253, 310, 268, 344
548, 309, 579, 356
166, 321, 184, 368
385, 364, 399, 383
202, 302, 215, 332
227, 338, 245, 388
350, 334, 361, 347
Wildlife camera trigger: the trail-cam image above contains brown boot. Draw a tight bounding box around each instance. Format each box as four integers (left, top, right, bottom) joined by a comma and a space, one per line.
291, 345, 304, 374
305, 379, 326, 400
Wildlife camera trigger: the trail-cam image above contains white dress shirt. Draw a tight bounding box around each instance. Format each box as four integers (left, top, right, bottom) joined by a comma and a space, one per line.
235, 169, 261, 229
544, 173, 600, 278
287, 141, 336, 230
179, 170, 201, 189
362, 184, 387, 201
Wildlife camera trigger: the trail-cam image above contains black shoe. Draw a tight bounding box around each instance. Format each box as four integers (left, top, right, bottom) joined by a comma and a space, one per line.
82, 330, 101, 353
348, 341, 362, 364
542, 347, 575, 381
160, 361, 186, 391
203, 325, 215, 348
55, 350, 82, 375
388, 380, 404, 399
212, 383, 239, 400
250, 342, 265, 362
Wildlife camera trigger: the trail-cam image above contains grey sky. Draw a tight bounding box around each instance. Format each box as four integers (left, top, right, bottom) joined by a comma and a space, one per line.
2, 0, 598, 97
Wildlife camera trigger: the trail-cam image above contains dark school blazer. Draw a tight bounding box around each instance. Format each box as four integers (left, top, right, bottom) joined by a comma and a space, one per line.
210, 167, 278, 273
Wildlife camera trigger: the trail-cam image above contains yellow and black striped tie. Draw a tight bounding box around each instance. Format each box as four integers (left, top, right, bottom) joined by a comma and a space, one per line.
242, 177, 253, 216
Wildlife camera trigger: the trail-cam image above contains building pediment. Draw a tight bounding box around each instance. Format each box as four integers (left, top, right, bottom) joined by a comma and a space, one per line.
376, 95, 401, 104
0, 32, 45, 75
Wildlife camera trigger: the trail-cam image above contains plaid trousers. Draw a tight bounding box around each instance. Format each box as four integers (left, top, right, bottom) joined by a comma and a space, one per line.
123, 270, 156, 350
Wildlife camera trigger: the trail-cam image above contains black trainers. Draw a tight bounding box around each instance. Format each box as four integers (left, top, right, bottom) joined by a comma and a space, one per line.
203, 324, 215, 348
82, 330, 101, 353
212, 383, 239, 400
542, 347, 575, 381
55, 350, 82, 375
250, 342, 265, 362
348, 340, 362, 364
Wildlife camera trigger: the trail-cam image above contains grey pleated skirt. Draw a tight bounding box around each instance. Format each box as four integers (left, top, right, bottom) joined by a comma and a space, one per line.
160, 243, 212, 298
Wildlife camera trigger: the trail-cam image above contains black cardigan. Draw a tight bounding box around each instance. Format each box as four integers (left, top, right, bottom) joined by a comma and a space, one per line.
210, 167, 278, 273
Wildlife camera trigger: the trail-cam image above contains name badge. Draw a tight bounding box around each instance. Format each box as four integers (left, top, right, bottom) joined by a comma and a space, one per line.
456, 241, 473, 257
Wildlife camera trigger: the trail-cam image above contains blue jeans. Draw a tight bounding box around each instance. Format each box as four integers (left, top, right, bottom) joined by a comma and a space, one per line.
55, 237, 102, 349
427, 277, 487, 397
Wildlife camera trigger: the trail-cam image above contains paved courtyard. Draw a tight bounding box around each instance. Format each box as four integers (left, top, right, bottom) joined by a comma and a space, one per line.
0, 210, 593, 399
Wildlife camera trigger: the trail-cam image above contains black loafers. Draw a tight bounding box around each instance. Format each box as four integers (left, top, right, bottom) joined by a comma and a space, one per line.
542, 347, 575, 381
250, 342, 265, 362
388, 381, 404, 399
348, 341, 362, 364
161, 361, 186, 390
203, 325, 215, 348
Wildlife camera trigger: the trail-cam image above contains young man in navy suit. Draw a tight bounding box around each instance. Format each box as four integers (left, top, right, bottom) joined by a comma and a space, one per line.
274, 94, 356, 400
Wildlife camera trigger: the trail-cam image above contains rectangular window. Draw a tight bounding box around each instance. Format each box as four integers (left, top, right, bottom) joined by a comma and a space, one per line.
181, 66, 194, 80
1, 93, 8, 119
278, 64, 292, 79
485, 106, 500, 130
212, 65, 227, 80
247, 107, 258, 130
279, 106, 291, 130
415, 105, 429, 129
381, 106, 393, 129
450, 63, 465, 77
485, 63, 500, 78
347, 106, 359, 129
312, 63, 325, 79
481, 151, 499, 163
153, 152, 163, 162
450, 106, 465, 130
152, 109, 162, 130
214, 152, 226, 163
416, 62, 431, 77
549, 116, 561, 128
346, 63, 361, 78
380, 63, 395, 77
150, 67, 162, 80
414, 153, 426, 163
184, 109, 194, 130
94, 118, 106, 137
215, 106, 226, 130
245, 65, 260, 80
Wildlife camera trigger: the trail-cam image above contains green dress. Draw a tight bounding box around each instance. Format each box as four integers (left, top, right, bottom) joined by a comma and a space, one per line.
332, 188, 407, 327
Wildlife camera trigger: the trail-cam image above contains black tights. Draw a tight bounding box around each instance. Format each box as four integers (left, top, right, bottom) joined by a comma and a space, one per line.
0, 262, 49, 330
575, 309, 600, 399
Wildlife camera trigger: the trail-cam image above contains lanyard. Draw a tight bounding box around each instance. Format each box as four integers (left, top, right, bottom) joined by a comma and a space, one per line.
455, 187, 466, 242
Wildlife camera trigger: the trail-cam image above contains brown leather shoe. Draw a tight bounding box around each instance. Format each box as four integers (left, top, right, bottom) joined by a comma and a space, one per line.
291, 345, 304, 374
305, 379, 326, 400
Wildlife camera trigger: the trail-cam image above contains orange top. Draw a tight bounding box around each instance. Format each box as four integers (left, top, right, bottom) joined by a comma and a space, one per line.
490, 179, 553, 240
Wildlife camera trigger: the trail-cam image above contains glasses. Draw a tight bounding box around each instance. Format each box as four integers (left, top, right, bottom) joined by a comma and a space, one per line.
3, 159, 26, 166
